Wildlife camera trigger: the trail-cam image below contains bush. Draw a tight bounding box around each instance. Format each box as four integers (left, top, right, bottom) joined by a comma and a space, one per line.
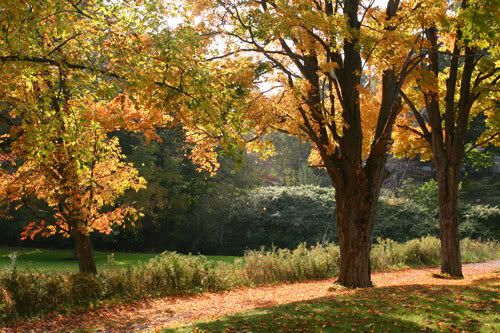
126, 252, 244, 296
460, 205, 500, 240
400, 236, 442, 267
244, 243, 339, 284
0, 270, 69, 317
370, 239, 406, 271
461, 238, 500, 263
69, 274, 103, 305
1, 237, 499, 322
188, 184, 498, 255
371, 237, 500, 271
234, 186, 337, 252
192, 185, 448, 254
5, 182, 497, 256
374, 197, 437, 241
401, 179, 440, 212
371, 237, 442, 270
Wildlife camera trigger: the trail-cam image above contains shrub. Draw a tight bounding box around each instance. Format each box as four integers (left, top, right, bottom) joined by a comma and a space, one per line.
461, 238, 500, 263
236, 186, 337, 251
69, 274, 103, 305
0, 285, 14, 322
460, 205, 500, 240
370, 238, 406, 271
371, 237, 442, 270
244, 243, 339, 284
401, 236, 442, 267
130, 252, 245, 296
0, 252, 238, 321
187, 184, 498, 255
0, 270, 68, 316
401, 179, 440, 212
374, 198, 437, 241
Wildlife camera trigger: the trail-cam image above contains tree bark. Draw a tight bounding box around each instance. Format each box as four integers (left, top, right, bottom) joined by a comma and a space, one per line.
436, 165, 463, 278
335, 184, 376, 288
72, 231, 97, 274
73, 246, 79, 260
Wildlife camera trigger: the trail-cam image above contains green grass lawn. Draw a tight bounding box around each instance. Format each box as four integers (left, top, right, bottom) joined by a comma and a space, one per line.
166, 277, 500, 332
0, 247, 237, 272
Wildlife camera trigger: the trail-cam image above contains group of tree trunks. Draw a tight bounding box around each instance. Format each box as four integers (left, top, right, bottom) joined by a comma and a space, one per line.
1, 1, 497, 287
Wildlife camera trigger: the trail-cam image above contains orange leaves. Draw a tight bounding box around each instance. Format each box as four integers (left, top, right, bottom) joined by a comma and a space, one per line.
0, 171, 15, 201
80, 94, 168, 142
411, 68, 439, 95
392, 111, 432, 161
169, 56, 272, 174
0, 0, 248, 242
20, 221, 59, 241
184, 131, 221, 175
20, 222, 45, 241
307, 148, 323, 168
89, 206, 141, 236
189, 0, 451, 175
361, 0, 442, 74
1, 90, 147, 240
318, 61, 339, 75
395, 0, 500, 162
1, 0, 257, 243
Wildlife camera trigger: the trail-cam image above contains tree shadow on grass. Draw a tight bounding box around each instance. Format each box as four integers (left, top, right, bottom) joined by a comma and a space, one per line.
165, 277, 499, 332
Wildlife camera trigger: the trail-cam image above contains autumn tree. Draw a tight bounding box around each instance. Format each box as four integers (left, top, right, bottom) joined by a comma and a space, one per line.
190, 0, 443, 287
0, 96, 147, 274
0, 0, 166, 273
393, 0, 499, 277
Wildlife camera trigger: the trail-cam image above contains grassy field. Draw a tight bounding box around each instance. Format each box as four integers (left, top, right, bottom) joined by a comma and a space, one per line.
0, 247, 237, 272
166, 277, 500, 333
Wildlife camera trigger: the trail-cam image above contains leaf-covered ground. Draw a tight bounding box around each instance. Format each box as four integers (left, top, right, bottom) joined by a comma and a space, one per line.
171, 274, 499, 333
2, 261, 499, 332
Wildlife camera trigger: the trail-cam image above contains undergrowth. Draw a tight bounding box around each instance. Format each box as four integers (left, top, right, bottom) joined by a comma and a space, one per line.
1, 237, 498, 323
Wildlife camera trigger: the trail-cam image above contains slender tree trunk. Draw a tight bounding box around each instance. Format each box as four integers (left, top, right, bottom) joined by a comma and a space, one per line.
436, 165, 463, 278
72, 231, 97, 274
335, 186, 376, 288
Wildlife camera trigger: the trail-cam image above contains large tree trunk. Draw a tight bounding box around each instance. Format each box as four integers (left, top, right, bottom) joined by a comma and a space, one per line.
72, 231, 97, 274
335, 186, 376, 288
436, 165, 463, 278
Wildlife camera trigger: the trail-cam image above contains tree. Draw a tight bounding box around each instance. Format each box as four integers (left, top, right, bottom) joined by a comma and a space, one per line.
393, 0, 499, 277
0, 0, 162, 273
0, 96, 146, 274
191, 0, 442, 287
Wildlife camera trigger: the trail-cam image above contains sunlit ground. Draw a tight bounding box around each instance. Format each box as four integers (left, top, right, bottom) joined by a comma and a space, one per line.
166, 277, 500, 333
